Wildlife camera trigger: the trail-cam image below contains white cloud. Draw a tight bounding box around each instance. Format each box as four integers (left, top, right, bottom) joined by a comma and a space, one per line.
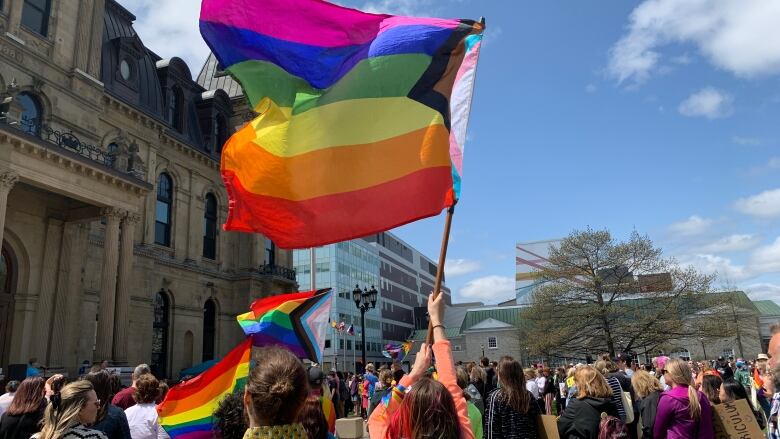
769, 157, 780, 169
680, 236, 780, 282
680, 254, 750, 281
445, 259, 481, 277
671, 53, 693, 65
668, 215, 713, 236
458, 276, 515, 302
748, 237, 780, 274
122, 0, 207, 77
743, 283, 780, 303
608, 0, 780, 84
678, 88, 733, 119
732, 136, 762, 146
734, 188, 780, 218
695, 234, 761, 253
585, 84, 597, 94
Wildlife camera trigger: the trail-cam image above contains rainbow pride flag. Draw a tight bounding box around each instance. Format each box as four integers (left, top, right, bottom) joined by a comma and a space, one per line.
157, 338, 251, 439
382, 341, 413, 361
237, 289, 333, 363
200, 0, 484, 249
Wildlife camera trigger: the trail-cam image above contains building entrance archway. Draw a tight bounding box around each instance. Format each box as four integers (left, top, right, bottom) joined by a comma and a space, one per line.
0, 243, 18, 371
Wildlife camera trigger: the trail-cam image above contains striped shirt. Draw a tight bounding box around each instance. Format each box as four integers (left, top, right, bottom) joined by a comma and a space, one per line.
606, 377, 627, 421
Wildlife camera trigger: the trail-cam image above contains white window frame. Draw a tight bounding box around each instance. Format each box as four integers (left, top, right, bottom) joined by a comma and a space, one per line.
487, 336, 498, 349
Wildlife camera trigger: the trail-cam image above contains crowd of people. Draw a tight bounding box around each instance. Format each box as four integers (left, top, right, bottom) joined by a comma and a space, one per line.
0, 363, 170, 439
1, 311, 778, 439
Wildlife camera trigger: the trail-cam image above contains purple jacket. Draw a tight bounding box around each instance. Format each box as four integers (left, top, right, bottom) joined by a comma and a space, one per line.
653, 385, 714, 439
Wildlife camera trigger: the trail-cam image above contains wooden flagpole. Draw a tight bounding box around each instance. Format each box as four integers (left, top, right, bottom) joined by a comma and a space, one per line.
426, 202, 456, 345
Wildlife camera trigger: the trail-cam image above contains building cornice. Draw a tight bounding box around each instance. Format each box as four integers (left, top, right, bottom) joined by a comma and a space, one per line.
0, 126, 152, 195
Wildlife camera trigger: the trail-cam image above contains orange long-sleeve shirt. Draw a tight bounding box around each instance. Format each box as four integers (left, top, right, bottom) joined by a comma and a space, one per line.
368, 340, 474, 439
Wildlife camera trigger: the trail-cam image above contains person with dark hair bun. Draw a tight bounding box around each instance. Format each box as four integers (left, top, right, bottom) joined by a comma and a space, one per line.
83, 371, 131, 439
242, 345, 310, 437
213, 392, 247, 439
0, 376, 46, 439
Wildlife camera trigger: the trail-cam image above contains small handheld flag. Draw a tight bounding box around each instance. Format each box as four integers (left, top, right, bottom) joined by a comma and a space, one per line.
381, 341, 413, 361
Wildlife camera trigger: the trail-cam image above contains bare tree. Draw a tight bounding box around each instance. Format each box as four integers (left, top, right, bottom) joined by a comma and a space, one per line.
520, 228, 715, 359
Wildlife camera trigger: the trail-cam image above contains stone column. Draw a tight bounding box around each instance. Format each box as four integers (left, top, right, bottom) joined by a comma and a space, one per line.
71, 0, 95, 73
95, 207, 123, 363
87, 0, 107, 77
112, 212, 139, 364
49, 222, 84, 367
34, 217, 64, 363
0, 171, 19, 247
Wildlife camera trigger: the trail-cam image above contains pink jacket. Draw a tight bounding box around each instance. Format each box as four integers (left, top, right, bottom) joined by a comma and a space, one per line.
653, 385, 714, 439
368, 340, 474, 439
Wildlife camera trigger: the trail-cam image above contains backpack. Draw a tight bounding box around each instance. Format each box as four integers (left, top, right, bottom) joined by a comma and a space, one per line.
598, 412, 629, 439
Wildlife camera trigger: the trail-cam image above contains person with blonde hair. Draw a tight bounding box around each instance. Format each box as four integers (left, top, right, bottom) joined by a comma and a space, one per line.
557, 366, 619, 439
653, 358, 714, 439
34, 380, 108, 439
631, 370, 662, 439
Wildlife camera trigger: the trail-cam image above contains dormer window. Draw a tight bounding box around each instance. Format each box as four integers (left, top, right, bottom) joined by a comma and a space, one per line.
120, 59, 132, 81
214, 114, 228, 153
166, 86, 183, 131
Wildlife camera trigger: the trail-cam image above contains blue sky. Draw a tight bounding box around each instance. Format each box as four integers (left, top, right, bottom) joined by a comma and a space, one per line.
123, 0, 780, 305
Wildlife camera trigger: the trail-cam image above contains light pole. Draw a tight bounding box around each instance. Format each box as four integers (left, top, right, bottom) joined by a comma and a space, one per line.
481, 344, 485, 359
699, 336, 707, 361
352, 284, 377, 371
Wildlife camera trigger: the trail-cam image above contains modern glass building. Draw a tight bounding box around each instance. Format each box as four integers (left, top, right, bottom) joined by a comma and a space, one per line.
294, 240, 383, 371
294, 231, 451, 372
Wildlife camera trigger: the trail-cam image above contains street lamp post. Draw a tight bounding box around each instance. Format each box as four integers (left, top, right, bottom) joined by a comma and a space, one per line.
699, 337, 707, 361
352, 284, 377, 370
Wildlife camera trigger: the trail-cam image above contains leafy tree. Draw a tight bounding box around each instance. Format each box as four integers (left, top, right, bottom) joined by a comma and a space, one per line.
520, 228, 715, 359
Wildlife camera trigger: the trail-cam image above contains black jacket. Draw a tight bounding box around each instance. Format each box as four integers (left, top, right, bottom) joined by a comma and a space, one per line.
637, 390, 660, 439
91, 405, 131, 439
0, 406, 45, 439
484, 367, 497, 395
484, 389, 540, 439
557, 397, 619, 439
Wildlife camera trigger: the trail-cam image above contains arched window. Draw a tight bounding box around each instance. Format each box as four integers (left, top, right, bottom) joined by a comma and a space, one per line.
151, 290, 170, 379
265, 238, 275, 266
214, 115, 228, 154
166, 86, 183, 131
202, 299, 216, 361
202, 193, 217, 259
18, 92, 42, 136
155, 173, 173, 246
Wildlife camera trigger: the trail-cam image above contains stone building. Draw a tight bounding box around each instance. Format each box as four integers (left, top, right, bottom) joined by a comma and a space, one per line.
0, 0, 296, 378
409, 303, 526, 365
